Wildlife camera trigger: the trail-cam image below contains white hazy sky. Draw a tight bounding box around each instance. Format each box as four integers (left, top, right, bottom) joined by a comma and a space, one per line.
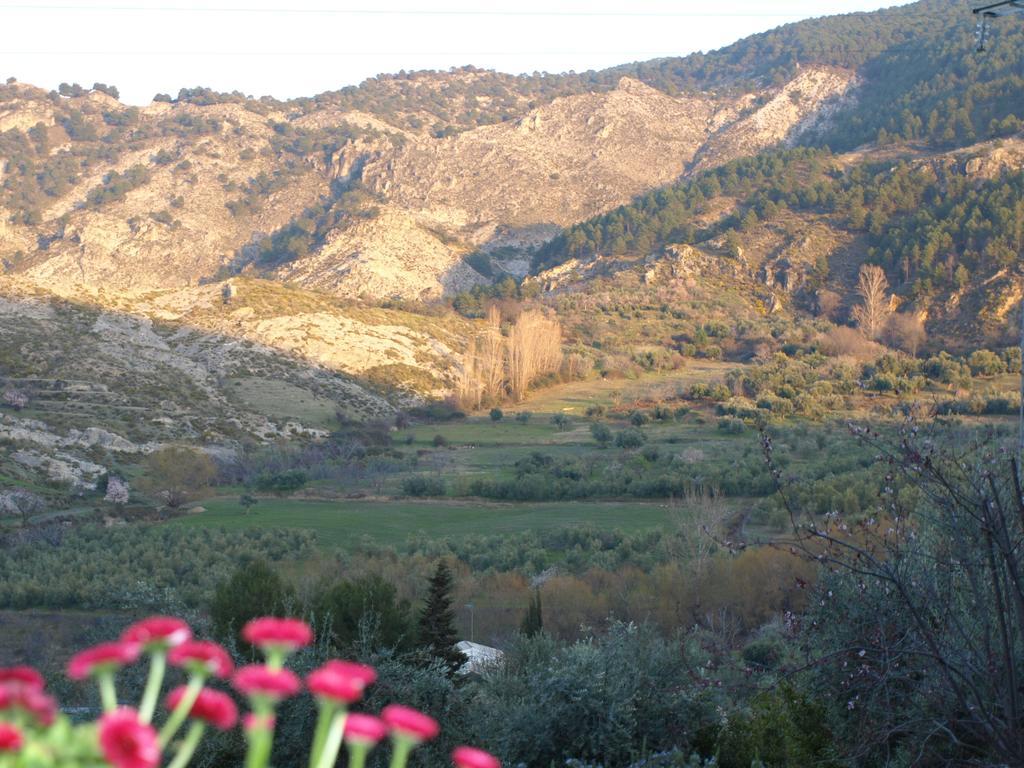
1, 0, 918, 105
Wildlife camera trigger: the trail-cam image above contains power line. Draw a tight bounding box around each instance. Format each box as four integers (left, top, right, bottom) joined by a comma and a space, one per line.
0, 2, 924, 16
3, 50, 699, 56
1, 41, 988, 56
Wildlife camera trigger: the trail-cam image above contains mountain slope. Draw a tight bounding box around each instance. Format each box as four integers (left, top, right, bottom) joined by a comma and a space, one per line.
535, 135, 1024, 346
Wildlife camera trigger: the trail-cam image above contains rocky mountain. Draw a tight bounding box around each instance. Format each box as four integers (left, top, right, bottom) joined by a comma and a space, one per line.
0, 0, 1021, 470
0, 66, 855, 301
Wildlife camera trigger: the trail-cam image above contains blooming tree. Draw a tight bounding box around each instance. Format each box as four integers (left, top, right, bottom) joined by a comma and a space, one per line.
0, 616, 499, 768
104, 477, 130, 507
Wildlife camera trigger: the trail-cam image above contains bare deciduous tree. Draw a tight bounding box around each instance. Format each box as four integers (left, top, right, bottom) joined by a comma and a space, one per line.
885, 311, 927, 357
507, 309, 562, 402
479, 305, 505, 404
768, 426, 1024, 765
851, 264, 891, 340
815, 288, 842, 320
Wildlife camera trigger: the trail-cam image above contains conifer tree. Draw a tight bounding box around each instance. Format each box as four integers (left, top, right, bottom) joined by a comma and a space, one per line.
520, 588, 543, 637
417, 561, 467, 675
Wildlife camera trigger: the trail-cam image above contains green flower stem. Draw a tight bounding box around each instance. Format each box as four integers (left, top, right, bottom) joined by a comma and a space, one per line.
265, 648, 286, 671
346, 742, 371, 768
159, 675, 205, 747
313, 710, 348, 768
307, 700, 338, 768
388, 737, 415, 768
244, 708, 275, 768
166, 721, 205, 768
138, 650, 167, 724
97, 671, 118, 713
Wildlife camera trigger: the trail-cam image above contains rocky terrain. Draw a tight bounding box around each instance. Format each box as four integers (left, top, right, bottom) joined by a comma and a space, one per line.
2, 0, 1023, 500
0, 67, 856, 301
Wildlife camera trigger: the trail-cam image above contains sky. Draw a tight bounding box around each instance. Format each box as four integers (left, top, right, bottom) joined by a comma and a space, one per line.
1, 0, 919, 105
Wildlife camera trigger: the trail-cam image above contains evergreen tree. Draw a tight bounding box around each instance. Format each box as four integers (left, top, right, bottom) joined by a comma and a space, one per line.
417, 561, 468, 675
521, 588, 543, 637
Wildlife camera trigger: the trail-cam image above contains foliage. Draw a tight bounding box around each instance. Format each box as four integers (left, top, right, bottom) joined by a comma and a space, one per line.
313, 574, 415, 653
464, 623, 716, 766
779, 425, 1024, 765
139, 446, 217, 508
416, 561, 467, 675
253, 470, 308, 495
520, 589, 543, 638
0, 526, 314, 610
209, 559, 294, 645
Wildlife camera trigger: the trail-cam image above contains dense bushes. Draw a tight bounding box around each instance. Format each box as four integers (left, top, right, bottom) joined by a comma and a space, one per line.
466, 624, 716, 766
84, 165, 151, 207
403, 476, 447, 497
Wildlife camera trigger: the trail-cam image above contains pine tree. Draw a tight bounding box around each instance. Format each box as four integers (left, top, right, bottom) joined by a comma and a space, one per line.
417, 561, 467, 675
520, 588, 543, 637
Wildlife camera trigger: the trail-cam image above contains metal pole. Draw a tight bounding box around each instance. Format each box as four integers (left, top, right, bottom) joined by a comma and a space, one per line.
1019, 294, 1023, 462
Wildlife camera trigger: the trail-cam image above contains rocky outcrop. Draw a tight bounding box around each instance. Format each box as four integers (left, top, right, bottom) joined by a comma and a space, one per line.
276, 207, 485, 300
689, 68, 859, 173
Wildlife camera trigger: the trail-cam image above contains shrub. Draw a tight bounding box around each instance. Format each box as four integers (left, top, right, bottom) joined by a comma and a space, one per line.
718, 417, 746, 434
209, 559, 294, 643
551, 414, 571, 431
968, 349, 1006, 377
630, 410, 649, 427
432, 434, 449, 447
515, 411, 531, 424
490, 408, 504, 422
590, 422, 613, 447
403, 476, 446, 497
615, 428, 646, 449
254, 470, 308, 494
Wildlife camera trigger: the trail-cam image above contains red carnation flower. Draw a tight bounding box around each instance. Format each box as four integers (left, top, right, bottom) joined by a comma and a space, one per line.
121, 617, 191, 650
165, 687, 238, 730
381, 704, 439, 743
98, 708, 160, 768
168, 641, 233, 679
241, 618, 313, 651
306, 660, 377, 704
67, 642, 140, 680
231, 665, 301, 701
343, 713, 387, 746
0, 723, 23, 752
243, 713, 276, 732
453, 746, 501, 768
0, 666, 44, 691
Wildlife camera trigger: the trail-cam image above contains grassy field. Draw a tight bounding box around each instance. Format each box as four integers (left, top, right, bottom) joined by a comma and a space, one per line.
170, 496, 682, 548
514, 362, 737, 414
225, 377, 339, 428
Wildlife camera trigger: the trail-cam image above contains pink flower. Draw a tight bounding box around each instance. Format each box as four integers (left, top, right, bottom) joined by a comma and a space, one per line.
165, 687, 238, 730
306, 660, 377, 704
67, 642, 140, 680
15, 687, 57, 726
241, 618, 313, 651
231, 665, 301, 701
0, 666, 44, 691
121, 617, 191, 651
243, 713, 276, 732
168, 641, 233, 679
453, 746, 501, 768
0, 723, 23, 752
98, 708, 160, 768
381, 704, 439, 743
343, 713, 388, 746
